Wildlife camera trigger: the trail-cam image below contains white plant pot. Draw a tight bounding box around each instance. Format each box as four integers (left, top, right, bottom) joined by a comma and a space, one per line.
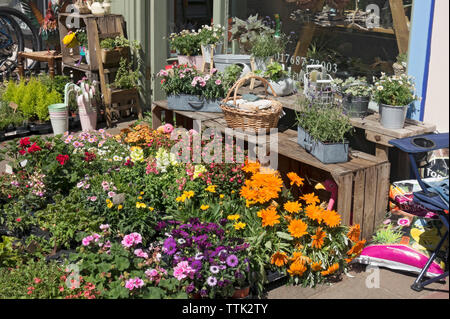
201, 43, 223, 63
268, 78, 295, 97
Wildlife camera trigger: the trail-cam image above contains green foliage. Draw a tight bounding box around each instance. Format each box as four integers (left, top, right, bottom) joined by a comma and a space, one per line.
222, 64, 243, 90
231, 14, 275, 54
296, 100, 354, 143
251, 34, 286, 59
264, 62, 289, 82
76, 29, 88, 47
372, 73, 418, 106
0, 236, 21, 267
372, 224, 403, 244
169, 30, 201, 56
0, 101, 26, 130
100, 37, 116, 50
332, 77, 372, 97
114, 58, 140, 90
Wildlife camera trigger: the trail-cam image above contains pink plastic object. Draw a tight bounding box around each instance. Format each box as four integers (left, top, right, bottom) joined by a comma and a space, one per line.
357, 245, 444, 278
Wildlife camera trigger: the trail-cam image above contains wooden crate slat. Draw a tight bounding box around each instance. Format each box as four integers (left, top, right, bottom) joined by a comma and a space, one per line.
374, 163, 391, 232
362, 166, 378, 240
336, 173, 354, 226
352, 170, 366, 232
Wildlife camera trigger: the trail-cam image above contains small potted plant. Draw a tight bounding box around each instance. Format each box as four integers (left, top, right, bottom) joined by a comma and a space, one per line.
296, 97, 354, 164
198, 24, 225, 64
169, 29, 203, 70
333, 77, 372, 118
250, 34, 286, 72
372, 73, 418, 129
100, 36, 133, 66
230, 14, 275, 55
263, 62, 295, 97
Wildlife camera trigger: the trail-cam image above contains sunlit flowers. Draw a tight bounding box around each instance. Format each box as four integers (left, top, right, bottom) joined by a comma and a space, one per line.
271, 252, 288, 267
300, 193, 320, 206
234, 222, 247, 230
288, 219, 308, 238
311, 261, 323, 272
284, 201, 302, 214
205, 185, 217, 193
130, 147, 144, 163
321, 263, 339, 276
305, 205, 323, 223
106, 199, 114, 209
288, 260, 307, 277
287, 172, 304, 187
347, 224, 361, 242
347, 240, 366, 257
240, 172, 283, 204
227, 214, 240, 221
258, 206, 281, 228
200, 205, 210, 211
311, 227, 327, 249
322, 210, 342, 228
242, 160, 261, 175
136, 202, 147, 209
121, 233, 142, 248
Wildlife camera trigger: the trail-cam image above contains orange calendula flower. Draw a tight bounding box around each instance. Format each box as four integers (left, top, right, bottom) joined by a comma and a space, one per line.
242, 160, 261, 175
347, 224, 361, 242
347, 240, 367, 256
300, 193, 321, 206
284, 201, 302, 214
288, 260, 307, 277
271, 252, 289, 267
311, 261, 323, 272
259, 206, 281, 228
288, 219, 308, 238
322, 210, 342, 228
287, 172, 305, 187
321, 263, 339, 276
305, 205, 324, 223
311, 227, 327, 249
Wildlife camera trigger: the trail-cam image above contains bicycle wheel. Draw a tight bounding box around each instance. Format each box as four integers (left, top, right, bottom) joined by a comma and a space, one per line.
0, 7, 41, 77
0, 13, 24, 81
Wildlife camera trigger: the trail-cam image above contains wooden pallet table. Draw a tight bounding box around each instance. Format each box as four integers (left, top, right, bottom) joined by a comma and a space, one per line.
151, 100, 391, 239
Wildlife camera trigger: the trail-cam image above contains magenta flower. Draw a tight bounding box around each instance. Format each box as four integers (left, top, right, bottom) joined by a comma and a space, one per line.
398, 218, 411, 227
173, 261, 195, 281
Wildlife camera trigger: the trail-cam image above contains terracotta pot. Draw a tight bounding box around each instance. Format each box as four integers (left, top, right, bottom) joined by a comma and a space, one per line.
232, 286, 250, 299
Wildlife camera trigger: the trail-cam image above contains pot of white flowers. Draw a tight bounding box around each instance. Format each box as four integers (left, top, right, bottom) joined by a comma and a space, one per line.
333, 77, 372, 118
372, 74, 418, 129
198, 24, 225, 64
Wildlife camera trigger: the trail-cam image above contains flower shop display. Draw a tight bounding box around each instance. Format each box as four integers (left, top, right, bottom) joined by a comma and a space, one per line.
169, 29, 203, 70
262, 62, 295, 97
296, 98, 353, 164
220, 74, 283, 131
0, 115, 366, 299
158, 64, 234, 113
332, 77, 372, 118
372, 73, 418, 129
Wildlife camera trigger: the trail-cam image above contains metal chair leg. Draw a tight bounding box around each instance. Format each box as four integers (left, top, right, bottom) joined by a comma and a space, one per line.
411, 231, 449, 292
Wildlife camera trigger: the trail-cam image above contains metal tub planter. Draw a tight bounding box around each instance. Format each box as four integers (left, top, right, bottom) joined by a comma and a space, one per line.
297, 126, 349, 164
167, 94, 222, 113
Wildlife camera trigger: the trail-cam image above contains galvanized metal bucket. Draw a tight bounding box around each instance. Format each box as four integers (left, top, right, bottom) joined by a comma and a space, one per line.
167, 94, 222, 113
379, 103, 408, 129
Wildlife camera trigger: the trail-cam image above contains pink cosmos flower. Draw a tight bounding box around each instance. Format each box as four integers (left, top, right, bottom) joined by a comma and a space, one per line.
90, 196, 97, 202
108, 191, 116, 198
134, 249, 149, 259
173, 261, 195, 281
82, 236, 94, 246
100, 224, 110, 231
125, 278, 145, 291
215, 79, 222, 85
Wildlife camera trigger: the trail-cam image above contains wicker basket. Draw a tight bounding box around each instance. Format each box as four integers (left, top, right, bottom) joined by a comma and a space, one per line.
220, 75, 283, 132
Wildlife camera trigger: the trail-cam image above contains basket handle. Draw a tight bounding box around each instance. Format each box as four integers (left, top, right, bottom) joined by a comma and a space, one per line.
225, 74, 278, 106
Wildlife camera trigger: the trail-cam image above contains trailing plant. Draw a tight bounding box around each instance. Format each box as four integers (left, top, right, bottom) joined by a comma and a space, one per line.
231, 15, 275, 54
332, 77, 372, 97
114, 58, 140, 90
250, 34, 287, 59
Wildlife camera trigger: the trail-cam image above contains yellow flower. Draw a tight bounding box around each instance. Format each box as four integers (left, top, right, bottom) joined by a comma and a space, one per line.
63, 32, 79, 48
205, 185, 217, 193
107, 202, 114, 209
118, 205, 123, 210
234, 222, 246, 230
200, 205, 210, 211
227, 215, 240, 221
184, 191, 195, 199
176, 195, 186, 203
136, 202, 147, 209
140, 192, 145, 195
220, 194, 225, 199
149, 207, 155, 212
106, 199, 112, 204
138, 196, 143, 200
284, 201, 302, 214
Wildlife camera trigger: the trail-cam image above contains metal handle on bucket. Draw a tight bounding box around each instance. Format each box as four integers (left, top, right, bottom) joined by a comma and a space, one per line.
188, 100, 205, 110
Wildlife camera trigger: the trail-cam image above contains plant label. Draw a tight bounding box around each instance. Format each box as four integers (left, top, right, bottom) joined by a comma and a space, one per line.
5, 164, 13, 174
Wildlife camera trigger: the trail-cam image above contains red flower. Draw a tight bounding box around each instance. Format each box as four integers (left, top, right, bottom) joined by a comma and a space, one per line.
19, 137, 31, 148
161, 79, 166, 84
57, 154, 70, 166
84, 152, 96, 162
19, 149, 26, 155
27, 143, 42, 154
165, 64, 174, 70
16, 218, 22, 222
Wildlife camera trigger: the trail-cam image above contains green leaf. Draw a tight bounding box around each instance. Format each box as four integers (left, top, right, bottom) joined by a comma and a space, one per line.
115, 256, 130, 271
276, 232, 293, 241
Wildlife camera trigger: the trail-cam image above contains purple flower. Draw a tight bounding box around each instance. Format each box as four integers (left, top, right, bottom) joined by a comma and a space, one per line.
200, 289, 208, 297
191, 260, 203, 272
207, 276, 217, 287
186, 283, 195, 294
163, 237, 177, 255
226, 254, 239, 267
210, 266, 220, 274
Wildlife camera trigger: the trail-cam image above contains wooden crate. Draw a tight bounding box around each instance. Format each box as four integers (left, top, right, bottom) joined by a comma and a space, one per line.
105, 88, 142, 127
152, 100, 391, 240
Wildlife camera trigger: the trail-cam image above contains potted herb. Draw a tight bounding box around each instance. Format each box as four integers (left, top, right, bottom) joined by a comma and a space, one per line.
372, 73, 418, 129
100, 36, 132, 66
169, 29, 203, 70
296, 99, 353, 164
333, 77, 372, 118
198, 24, 225, 64
230, 14, 274, 55
250, 34, 286, 72
263, 62, 295, 97
158, 64, 229, 113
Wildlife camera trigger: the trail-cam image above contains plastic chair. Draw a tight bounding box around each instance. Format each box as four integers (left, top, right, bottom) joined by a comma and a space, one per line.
389, 133, 449, 292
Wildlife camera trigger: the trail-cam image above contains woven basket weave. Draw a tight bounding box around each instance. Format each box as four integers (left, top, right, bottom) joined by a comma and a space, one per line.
220, 75, 283, 132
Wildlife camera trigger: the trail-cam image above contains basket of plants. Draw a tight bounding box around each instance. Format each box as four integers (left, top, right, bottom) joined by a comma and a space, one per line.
100, 36, 133, 67
220, 74, 283, 132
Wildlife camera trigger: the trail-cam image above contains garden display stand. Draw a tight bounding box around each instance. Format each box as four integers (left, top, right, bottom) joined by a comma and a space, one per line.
152, 99, 391, 240
58, 13, 142, 127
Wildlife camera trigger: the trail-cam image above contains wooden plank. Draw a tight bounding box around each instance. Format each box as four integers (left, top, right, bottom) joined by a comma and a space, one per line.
375, 145, 389, 161
352, 170, 366, 230
374, 162, 391, 232
389, 0, 410, 54
336, 173, 353, 226
151, 103, 163, 129
362, 166, 377, 240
